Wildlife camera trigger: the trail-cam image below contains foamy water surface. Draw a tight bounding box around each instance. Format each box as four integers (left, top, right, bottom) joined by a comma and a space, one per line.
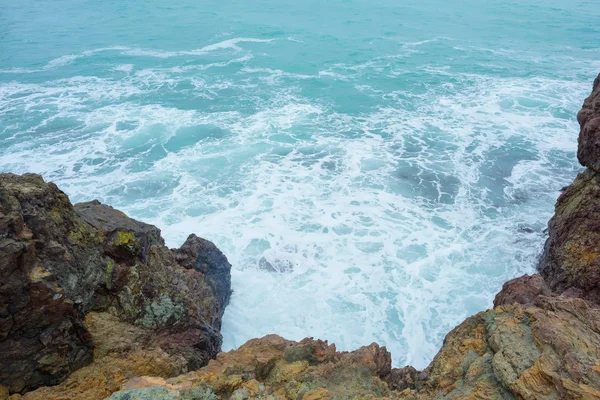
1, 0, 599, 368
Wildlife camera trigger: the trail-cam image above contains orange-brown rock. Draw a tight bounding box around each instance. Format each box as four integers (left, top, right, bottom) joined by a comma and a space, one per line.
398, 295, 600, 399
108, 335, 395, 400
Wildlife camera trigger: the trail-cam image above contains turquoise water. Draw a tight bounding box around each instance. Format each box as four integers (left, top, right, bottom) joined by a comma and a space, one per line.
1, 0, 599, 368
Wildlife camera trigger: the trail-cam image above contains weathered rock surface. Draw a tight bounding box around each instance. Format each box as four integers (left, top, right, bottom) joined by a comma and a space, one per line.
493, 274, 553, 307
103, 291, 600, 400
0, 174, 231, 395
577, 73, 600, 171
540, 73, 600, 305
107, 335, 396, 400
398, 295, 600, 400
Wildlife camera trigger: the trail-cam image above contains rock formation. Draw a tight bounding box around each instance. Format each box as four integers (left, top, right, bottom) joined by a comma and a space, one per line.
0, 174, 231, 396
2, 73, 600, 400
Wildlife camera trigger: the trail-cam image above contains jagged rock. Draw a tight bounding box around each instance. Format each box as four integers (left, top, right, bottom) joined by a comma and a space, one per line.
539, 73, 600, 305
398, 296, 600, 400
539, 169, 600, 304
0, 174, 231, 395
105, 292, 600, 400
0, 173, 103, 393
108, 335, 395, 400
493, 274, 553, 307
577, 73, 600, 171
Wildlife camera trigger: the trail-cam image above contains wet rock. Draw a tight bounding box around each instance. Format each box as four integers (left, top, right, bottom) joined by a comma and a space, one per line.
174, 234, 232, 314
0, 174, 231, 395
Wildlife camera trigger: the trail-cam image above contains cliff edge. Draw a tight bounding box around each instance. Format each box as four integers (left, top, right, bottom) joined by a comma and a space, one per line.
0, 174, 231, 398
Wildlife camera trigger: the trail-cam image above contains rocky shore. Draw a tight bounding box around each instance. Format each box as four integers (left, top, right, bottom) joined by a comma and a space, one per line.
2, 73, 600, 399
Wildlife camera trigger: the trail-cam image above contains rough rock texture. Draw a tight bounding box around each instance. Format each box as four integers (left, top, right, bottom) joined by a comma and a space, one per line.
0, 174, 231, 395
107, 335, 396, 400
540, 73, 600, 305
577, 73, 600, 171
398, 295, 600, 400
104, 293, 600, 400
493, 274, 553, 307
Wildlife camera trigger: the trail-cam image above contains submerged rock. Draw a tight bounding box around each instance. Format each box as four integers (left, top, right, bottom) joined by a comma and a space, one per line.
0, 174, 231, 395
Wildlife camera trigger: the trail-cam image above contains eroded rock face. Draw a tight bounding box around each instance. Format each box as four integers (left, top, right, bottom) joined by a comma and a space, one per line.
398, 296, 600, 400
493, 274, 553, 307
539, 73, 600, 305
0, 174, 103, 393
0, 174, 231, 395
577, 74, 600, 171
107, 335, 396, 400
104, 292, 600, 400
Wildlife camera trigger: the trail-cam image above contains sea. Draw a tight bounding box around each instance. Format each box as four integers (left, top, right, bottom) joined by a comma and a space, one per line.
1, 0, 599, 369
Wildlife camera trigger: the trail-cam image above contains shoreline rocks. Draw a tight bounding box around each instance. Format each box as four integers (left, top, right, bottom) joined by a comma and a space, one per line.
0, 174, 231, 396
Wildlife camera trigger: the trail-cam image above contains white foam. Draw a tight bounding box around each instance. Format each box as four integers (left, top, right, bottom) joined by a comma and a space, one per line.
123, 38, 274, 58
113, 64, 134, 73
0, 44, 592, 370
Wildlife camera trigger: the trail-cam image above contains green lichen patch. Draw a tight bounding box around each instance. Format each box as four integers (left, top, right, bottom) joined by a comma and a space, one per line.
138, 293, 186, 328
111, 229, 142, 255
69, 220, 103, 246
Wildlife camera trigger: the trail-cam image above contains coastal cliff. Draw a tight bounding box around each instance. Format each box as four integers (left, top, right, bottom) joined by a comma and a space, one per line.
1, 73, 600, 399
0, 175, 231, 398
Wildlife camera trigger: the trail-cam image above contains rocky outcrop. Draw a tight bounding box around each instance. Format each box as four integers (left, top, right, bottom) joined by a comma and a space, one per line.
539, 74, 600, 305
398, 294, 600, 399
577, 74, 600, 171
101, 291, 600, 400
493, 274, 553, 307
0, 174, 231, 395
107, 335, 395, 400
539, 169, 600, 304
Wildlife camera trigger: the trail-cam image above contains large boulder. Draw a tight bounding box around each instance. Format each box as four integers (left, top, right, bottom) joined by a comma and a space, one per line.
0, 174, 231, 395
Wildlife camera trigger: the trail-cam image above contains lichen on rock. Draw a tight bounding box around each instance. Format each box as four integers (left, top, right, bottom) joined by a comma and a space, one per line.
0, 174, 232, 396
